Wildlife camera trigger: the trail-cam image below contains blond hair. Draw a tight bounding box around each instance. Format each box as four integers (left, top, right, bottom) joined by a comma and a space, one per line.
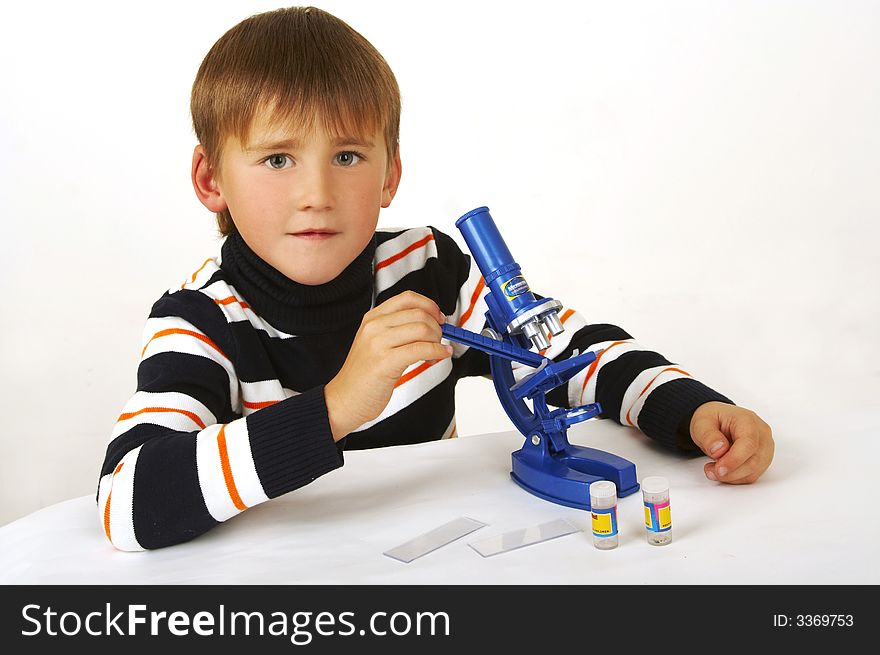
191, 6, 401, 235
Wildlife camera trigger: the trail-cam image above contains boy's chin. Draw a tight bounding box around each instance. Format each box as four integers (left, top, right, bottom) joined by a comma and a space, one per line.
279, 264, 345, 286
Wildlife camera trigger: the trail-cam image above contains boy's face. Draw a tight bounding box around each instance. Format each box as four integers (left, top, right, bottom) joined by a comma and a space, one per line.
204, 109, 401, 286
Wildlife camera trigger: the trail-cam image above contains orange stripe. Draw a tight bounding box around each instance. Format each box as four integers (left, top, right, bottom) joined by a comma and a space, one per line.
217, 425, 247, 511
214, 296, 251, 310
458, 277, 486, 327
394, 359, 440, 388
141, 328, 227, 359
103, 462, 125, 542
117, 406, 207, 430
625, 367, 691, 426
242, 399, 279, 410
375, 233, 435, 270
181, 258, 213, 289
103, 492, 113, 541
579, 341, 628, 403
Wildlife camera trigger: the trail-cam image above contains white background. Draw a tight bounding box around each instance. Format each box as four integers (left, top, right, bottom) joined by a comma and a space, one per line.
0, 0, 877, 527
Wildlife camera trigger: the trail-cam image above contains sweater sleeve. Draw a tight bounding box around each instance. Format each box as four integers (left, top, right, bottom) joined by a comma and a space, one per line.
538, 317, 735, 450
96, 290, 343, 551
441, 232, 733, 450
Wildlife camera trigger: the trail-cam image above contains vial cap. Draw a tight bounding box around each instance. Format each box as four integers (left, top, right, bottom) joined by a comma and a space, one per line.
641, 476, 669, 494
589, 480, 617, 499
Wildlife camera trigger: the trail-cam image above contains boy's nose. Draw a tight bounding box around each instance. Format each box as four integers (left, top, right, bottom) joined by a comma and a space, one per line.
294, 167, 335, 211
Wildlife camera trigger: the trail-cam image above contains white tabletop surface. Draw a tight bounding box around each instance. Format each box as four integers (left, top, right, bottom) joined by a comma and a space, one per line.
1, 405, 876, 585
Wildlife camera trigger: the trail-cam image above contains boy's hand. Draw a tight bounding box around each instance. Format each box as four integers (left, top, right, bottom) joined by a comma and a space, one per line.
324, 291, 452, 441
689, 402, 775, 484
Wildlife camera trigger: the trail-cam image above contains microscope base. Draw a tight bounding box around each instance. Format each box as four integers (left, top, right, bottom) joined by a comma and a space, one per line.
510, 444, 640, 510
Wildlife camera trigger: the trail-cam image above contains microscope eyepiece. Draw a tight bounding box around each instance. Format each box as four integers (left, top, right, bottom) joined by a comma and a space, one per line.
455, 207, 566, 351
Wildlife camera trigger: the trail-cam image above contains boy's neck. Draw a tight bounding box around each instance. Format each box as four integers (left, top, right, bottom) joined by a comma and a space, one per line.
219, 230, 376, 335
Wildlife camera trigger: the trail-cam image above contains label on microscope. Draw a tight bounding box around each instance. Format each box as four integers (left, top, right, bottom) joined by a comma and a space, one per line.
502, 275, 530, 299
591, 506, 618, 538
644, 501, 672, 532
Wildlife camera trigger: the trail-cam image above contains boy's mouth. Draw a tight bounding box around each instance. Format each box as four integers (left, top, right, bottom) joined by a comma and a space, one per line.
289, 229, 339, 240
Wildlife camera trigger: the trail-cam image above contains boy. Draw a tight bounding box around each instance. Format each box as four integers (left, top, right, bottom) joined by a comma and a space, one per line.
98, 6, 774, 551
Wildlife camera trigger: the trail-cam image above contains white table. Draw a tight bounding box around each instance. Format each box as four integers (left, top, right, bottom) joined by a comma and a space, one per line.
1, 406, 876, 584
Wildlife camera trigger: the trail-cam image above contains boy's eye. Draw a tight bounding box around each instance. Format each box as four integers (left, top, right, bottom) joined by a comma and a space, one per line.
335, 151, 361, 167
264, 154, 292, 170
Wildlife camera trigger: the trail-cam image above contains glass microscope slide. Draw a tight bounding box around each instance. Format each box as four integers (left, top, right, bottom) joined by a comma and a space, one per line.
468, 518, 580, 557
383, 517, 487, 563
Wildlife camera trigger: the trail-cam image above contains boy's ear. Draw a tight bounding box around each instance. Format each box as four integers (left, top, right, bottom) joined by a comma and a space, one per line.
191, 144, 228, 213
381, 148, 402, 208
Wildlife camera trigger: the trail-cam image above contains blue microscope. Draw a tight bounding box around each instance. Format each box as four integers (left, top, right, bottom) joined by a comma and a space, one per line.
441, 207, 640, 509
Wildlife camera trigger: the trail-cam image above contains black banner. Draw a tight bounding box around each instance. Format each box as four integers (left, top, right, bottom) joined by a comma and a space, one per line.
0, 585, 869, 652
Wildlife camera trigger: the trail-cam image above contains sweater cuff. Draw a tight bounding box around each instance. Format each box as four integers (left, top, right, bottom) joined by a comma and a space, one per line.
246, 385, 343, 498
636, 378, 734, 451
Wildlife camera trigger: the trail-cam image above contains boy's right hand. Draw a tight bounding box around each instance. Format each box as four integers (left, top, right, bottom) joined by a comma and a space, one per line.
324, 291, 452, 441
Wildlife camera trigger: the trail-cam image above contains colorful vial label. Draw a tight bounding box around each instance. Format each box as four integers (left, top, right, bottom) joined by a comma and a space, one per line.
591, 506, 618, 538
644, 500, 672, 532
502, 275, 530, 300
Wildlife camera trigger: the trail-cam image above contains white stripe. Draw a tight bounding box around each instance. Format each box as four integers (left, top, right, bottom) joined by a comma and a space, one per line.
222, 419, 269, 508
96, 473, 111, 536
140, 316, 240, 410
572, 340, 641, 406
201, 281, 298, 340
105, 446, 144, 551
441, 415, 457, 439
175, 258, 220, 293
197, 419, 271, 523
240, 381, 299, 416
351, 358, 453, 432
110, 391, 217, 442
196, 424, 238, 521
620, 367, 692, 428
374, 227, 438, 296
448, 257, 490, 358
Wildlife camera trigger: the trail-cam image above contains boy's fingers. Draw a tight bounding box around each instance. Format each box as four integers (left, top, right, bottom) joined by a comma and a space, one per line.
376, 322, 443, 354
695, 405, 774, 484
371, 291, 444, 323
393, 341, 453, 369
707, 454, 763, 485
689, 416, 730, 459
713, 433, 760, 481
379, 308, 444, 329
704, 461, 718, 481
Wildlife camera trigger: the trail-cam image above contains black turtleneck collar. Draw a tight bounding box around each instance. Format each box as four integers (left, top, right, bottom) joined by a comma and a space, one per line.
220, 231, 375, 335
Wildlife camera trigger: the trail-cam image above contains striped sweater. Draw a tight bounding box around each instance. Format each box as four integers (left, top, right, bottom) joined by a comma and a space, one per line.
97, 226, 732, 551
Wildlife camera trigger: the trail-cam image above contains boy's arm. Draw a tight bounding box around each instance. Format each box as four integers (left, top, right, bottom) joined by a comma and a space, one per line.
97, 291, 342, 551
538, 316, 734, 450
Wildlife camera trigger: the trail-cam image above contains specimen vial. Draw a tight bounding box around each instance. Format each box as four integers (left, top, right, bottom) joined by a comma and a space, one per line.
590, 480, 618, 550
641, 476, 672, 546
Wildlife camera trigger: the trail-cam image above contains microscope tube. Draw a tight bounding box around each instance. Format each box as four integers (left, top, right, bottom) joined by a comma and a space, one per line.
641, 476, 672, 546
590, 481, 618, 550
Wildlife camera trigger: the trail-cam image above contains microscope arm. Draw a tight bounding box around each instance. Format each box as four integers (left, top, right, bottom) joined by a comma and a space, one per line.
441, 323, 600, 403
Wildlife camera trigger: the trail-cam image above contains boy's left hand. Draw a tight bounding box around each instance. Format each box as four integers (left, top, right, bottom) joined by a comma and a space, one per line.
688, 402, 774, 484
